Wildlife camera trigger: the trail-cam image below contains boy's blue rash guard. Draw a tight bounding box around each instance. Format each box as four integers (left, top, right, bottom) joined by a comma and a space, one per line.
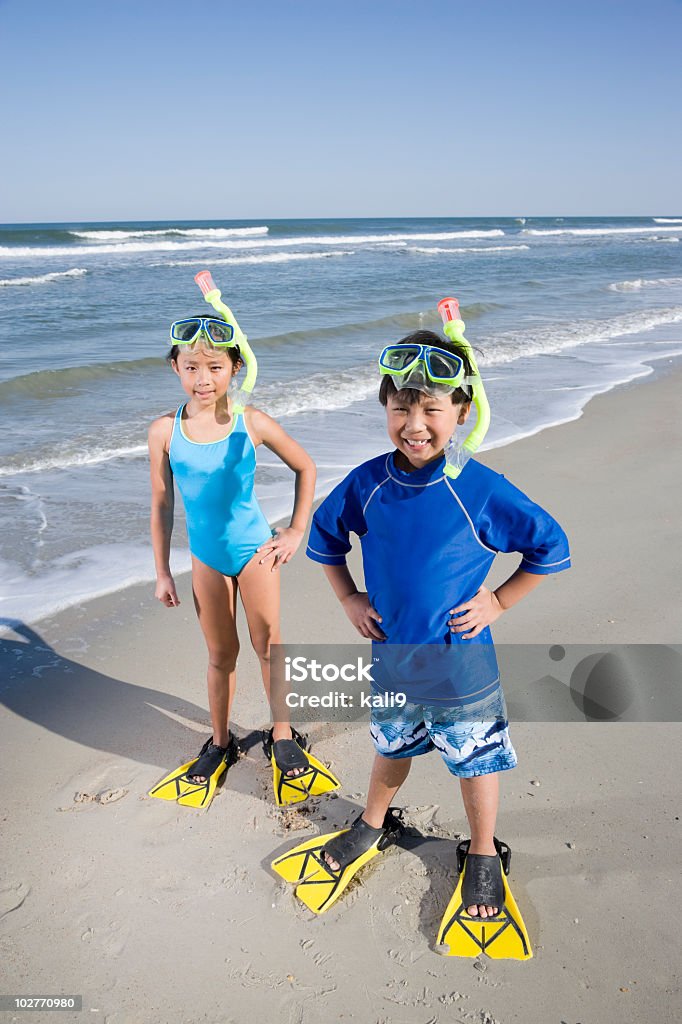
307, 452, 570, 702
169, 405, 272, 577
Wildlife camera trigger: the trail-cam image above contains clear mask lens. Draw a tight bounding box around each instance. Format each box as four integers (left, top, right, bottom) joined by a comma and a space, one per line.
426, 348, 463, 382
171, 319, 202, 342
381, 345, 421, 372
204, 319, 234, 344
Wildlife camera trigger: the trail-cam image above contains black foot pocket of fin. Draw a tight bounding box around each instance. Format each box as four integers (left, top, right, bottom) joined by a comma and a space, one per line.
149, 735, 239, 809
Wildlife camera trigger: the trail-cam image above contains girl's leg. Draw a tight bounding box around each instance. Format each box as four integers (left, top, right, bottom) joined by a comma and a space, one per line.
191, 556, 239, 767
236, 551, 286, 738
459, 772, 500, 917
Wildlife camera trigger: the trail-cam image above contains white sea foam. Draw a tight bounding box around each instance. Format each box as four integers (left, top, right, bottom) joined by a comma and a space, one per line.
162, 250, 355, 268
70, 226, 269, 240
481, 306, 682, 365
653, 218, 682, 224
0, 230, 505, 259
405, 245, 530, 255
608, 277, 682, 292
0, 545, 191, 625
0, 268, 88, 287
260, 369, 379, 419
523, 225, 682, 237
0, 444, 148, 478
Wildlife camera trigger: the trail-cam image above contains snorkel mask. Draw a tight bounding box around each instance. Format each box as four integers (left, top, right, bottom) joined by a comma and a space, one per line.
170, 270, 257, 412
378, 298, 491, 478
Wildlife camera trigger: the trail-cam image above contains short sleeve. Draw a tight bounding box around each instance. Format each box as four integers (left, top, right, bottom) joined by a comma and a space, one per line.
306, 470, 367, 566
478, 476, 571, 575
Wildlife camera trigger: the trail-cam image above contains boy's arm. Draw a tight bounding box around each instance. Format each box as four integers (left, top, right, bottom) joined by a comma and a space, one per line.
323, 564, 386, 640
494, 566, 545, 610
449, 568, 543, 639
450, 472, 571, 636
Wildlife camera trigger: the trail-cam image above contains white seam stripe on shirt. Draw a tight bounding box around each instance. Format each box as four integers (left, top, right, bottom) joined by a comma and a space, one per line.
522, 555, 570, 567
444, 478, 497, 555
306, 544, 347, 559
362, 475, 391, 516
384, 453, 445, 488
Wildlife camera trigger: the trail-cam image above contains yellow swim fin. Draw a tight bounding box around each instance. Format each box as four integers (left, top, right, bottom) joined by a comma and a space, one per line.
271, 810, 403, 914
437, 839, 533, 960
149, 736, 239, 809
263, 729, 341, 807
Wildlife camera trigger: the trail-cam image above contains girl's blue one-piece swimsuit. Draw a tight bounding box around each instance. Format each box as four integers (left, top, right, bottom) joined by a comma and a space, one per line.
169, 405, 272, 577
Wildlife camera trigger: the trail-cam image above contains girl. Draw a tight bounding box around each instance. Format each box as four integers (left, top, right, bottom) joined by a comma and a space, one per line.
148, 301, 316, 801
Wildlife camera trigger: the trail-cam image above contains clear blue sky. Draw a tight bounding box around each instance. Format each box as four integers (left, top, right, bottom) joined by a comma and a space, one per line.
2, 0, 680, 221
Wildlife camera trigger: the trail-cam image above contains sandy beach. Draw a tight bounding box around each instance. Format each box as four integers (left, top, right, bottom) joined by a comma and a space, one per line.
2, 359, 681, 1024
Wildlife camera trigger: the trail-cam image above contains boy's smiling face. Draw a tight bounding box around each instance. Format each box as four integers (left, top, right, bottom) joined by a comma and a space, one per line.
386, 389, 471, 471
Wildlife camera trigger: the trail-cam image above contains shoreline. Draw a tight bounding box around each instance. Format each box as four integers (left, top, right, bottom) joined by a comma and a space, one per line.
1, 354, 680, 1024
5, 345, 682, 630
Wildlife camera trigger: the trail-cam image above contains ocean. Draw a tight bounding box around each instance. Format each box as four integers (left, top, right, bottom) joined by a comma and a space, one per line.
1, 215, 681, 623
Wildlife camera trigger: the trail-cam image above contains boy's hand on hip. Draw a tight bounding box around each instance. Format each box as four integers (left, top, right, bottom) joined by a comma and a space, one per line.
448, 586, 503, 639
341, 592, 386, 640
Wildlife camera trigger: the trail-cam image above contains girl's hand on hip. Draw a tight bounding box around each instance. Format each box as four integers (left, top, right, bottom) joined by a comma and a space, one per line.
341, 592, 386, 640
155, 574, 180, 607
448, 586, 503, 639
257, 526, 304, 571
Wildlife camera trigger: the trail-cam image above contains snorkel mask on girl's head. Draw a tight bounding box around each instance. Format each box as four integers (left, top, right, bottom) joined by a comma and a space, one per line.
170, 317, 236, 346
186, 270, 258, 412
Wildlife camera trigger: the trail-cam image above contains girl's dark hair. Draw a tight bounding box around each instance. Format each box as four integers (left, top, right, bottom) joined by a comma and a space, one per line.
166, 314, 242, 366
378, 329, 474, 406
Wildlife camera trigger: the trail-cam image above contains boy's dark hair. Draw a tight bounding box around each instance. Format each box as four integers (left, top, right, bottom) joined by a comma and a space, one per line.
167, 314, 242, 366
378, 329, 473, 406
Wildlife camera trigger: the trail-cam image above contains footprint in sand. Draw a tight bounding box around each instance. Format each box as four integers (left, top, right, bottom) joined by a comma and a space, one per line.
0, 881, 30, 921
78, 917, 130, 959
66, 787, 129, 809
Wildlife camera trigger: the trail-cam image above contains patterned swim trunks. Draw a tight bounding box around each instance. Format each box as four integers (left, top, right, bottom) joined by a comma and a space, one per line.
370, 700, 517, 778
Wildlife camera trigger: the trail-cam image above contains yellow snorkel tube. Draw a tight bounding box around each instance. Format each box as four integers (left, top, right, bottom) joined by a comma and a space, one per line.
194, 270, 257, 412
437, 297, 491, 479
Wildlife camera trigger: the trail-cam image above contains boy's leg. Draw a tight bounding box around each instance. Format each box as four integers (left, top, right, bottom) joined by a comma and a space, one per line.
190, 556, 240, 771
364, 752, 411, 827
460, 772, 500, 918
324, 752, 410, 870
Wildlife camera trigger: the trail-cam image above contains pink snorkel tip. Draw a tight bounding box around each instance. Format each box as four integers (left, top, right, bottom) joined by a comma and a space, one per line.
438, 297, 460, 323
194, 270, 217, 296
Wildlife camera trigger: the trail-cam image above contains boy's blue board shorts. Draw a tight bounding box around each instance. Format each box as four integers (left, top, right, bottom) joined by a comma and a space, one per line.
370, 700, 517, 778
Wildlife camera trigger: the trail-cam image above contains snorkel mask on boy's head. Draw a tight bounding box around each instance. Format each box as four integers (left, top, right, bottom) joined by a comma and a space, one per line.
379, 342, 472, 399
377, 297, 491, 478
168, 271, 258, 413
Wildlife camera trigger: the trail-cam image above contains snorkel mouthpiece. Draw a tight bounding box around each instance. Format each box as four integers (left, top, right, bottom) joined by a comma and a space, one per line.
194, 270, 257, 408
437, 296, 491, 478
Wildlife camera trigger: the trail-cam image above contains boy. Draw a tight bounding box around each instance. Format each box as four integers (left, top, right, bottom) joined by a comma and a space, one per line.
304, 326, 569, 928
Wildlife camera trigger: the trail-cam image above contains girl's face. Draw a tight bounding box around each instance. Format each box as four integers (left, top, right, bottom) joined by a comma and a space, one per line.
171, 344, 240, 404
